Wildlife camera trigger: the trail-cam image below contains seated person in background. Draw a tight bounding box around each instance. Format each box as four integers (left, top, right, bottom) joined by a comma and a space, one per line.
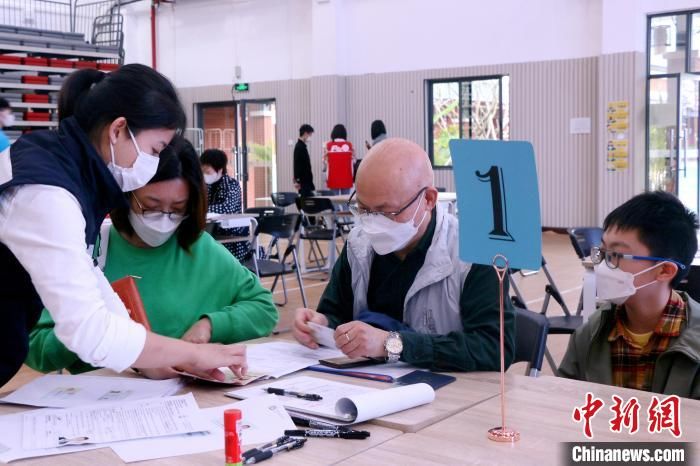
293, 138, 514, 371
200, 148, 249, 262
26, 139, 278, 379
559, 192, 700, 399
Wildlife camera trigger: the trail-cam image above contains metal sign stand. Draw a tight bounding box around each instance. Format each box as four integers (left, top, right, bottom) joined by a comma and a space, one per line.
487, 254, 520, 443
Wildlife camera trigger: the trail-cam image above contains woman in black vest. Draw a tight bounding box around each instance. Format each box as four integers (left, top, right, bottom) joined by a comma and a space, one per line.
0, 65, 246, 387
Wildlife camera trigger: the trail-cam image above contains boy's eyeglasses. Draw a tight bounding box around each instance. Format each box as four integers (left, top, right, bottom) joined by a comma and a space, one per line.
590, 246, 686, 270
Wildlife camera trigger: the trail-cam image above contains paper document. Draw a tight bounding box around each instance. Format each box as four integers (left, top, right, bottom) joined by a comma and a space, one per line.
0, 412, 101, 463
22, 393, 204, 449
227, 375, 434, 425
308, 322, 338, 348
110, 395, 295, 463
309, 361, 416, 379
175, 367, 265, 386
1, 374, 183, 408
247, 342, 344, 378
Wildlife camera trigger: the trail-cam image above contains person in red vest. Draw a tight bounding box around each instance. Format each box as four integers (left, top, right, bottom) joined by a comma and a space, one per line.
323, 124, 354, 193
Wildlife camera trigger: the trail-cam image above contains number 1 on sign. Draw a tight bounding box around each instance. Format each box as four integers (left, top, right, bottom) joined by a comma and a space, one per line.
476, 165, 514, 242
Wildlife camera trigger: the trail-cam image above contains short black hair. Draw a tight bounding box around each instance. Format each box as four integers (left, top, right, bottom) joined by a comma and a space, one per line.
111, 137, 206, 252
0, 98, 9, 110
603, 191, 699, 287
299, 124, 314, 137
200, 149, 228, 173
370, 120, 386, 140
330, 124, 347, 140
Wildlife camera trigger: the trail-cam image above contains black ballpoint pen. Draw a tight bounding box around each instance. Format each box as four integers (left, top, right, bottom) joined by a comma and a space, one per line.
265, 387, 323, 401
242, 436, 291, 461
284, 429, 370, 439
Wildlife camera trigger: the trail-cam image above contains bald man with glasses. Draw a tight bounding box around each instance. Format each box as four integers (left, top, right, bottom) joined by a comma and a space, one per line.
293, 138, 514, 372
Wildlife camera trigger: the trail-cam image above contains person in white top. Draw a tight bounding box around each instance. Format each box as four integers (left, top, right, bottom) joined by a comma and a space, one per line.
0, 65, 246, 387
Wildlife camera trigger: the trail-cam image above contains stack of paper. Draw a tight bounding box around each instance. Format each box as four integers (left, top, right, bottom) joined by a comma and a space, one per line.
0, 394, 203, 463
246, 341, 345, 378
1, 374, 183, 408
110, 395, 295, 463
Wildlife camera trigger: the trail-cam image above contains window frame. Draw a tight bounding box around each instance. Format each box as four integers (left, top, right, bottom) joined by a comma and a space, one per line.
425, 74, 509, 169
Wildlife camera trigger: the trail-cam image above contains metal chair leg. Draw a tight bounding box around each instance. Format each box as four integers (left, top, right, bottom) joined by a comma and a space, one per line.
293, 248, 308, 308
545, 348, 559, 376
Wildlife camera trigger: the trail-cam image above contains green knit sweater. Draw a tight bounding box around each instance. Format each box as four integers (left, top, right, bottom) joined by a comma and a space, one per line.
25, 227, 278, 374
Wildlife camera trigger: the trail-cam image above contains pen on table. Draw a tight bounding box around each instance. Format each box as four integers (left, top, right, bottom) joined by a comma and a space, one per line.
241, 436, 291, 461
290, 415, 350, 431
307, 366, 395, 383
243, 438, 306, 464
265, 387, 323, 401
285, 429, 371, 440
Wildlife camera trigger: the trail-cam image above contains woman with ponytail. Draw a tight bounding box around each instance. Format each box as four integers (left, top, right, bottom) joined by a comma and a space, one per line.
0, 64, 247, 387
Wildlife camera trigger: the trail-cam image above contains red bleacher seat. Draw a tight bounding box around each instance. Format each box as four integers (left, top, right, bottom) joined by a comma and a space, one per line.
75, 61, 98, 69
0, 55, 22, 65
22, 76, 49, 85
22, 57, 49, 67
97, 63, 119, 72
48, 58, 74, 69
22, 94, 49, 103
24, 111, 50, 122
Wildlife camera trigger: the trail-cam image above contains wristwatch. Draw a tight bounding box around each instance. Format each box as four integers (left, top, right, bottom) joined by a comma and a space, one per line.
384, 332, 403, 363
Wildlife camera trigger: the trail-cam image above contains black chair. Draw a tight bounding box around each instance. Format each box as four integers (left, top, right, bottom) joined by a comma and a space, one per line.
436, 187, 447, 193
296, 197, 343, 271
271, 192, 299, 208
315, 189, 336, 196
244, 214, 307, 307
245, 207, 285, 217
509, 256, 582, 375
513, 307, 549, 377
567, 227, 603, 259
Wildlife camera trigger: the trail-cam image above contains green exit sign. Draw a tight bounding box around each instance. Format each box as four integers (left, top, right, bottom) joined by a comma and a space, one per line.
233, 83, 249, 92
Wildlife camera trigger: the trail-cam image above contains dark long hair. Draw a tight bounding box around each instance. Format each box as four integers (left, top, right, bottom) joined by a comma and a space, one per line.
370, 120, 386, 140
110, 138, 206, 252
58, 64, 186, 139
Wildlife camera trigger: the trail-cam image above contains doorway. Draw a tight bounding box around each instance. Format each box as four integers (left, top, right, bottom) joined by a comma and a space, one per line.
197, 99, 277, 208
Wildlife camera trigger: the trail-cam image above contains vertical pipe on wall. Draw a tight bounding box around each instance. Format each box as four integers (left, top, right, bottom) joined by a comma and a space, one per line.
151, 0, 157, 69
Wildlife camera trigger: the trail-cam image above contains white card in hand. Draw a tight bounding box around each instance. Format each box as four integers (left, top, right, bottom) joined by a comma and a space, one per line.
308, 322, 338, 348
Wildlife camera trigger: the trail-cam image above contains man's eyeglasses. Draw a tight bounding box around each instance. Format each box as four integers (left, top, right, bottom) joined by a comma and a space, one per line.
132, 193, 188, 221
590, 246, 685, 270
348, 187, 428, 221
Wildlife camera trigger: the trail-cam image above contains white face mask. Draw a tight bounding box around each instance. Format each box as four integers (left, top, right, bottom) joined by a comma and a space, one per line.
128, 209, 183, 247
594, 262, 665, 305
1, 113, 15, 128
108, 128, 160, 192
204, 172, 222, 185
356, 194, 428, 255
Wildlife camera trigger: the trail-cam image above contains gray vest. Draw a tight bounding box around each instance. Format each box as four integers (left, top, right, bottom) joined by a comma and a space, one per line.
346, 204, 471, 334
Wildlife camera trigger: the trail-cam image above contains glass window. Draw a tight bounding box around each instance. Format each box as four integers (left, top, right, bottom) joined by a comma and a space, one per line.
691, 13, 700, 72
428, 76, 509, 167
649, 14, 687, 75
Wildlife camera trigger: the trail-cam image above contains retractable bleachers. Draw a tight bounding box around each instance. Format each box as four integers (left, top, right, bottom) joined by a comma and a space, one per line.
0, 25, 121, 142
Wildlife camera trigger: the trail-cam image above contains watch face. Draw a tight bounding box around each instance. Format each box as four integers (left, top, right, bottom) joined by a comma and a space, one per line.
386, 337, 403, 354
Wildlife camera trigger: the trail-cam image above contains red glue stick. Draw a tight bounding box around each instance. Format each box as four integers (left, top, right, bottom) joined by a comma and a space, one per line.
224, 409, 242, 466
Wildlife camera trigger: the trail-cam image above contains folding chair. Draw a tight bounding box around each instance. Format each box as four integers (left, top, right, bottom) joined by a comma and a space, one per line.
244, 214, 307, 307
270, 192, 299, 208
245, 207, 285, 217
513, 307, 549, 377
296, 197, 343, 272
509, 256, 583, 375
567, 227, 603, 260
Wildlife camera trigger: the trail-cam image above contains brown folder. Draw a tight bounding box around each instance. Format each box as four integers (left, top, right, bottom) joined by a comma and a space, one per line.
111, 276, 151, 331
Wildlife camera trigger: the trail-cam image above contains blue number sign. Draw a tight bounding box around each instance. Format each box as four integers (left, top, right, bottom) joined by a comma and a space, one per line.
450, 140, 541, 270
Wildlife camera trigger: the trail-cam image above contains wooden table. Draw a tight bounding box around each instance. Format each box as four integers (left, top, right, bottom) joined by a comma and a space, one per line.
338, 374, 700, 465
2, 369, 401, 466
